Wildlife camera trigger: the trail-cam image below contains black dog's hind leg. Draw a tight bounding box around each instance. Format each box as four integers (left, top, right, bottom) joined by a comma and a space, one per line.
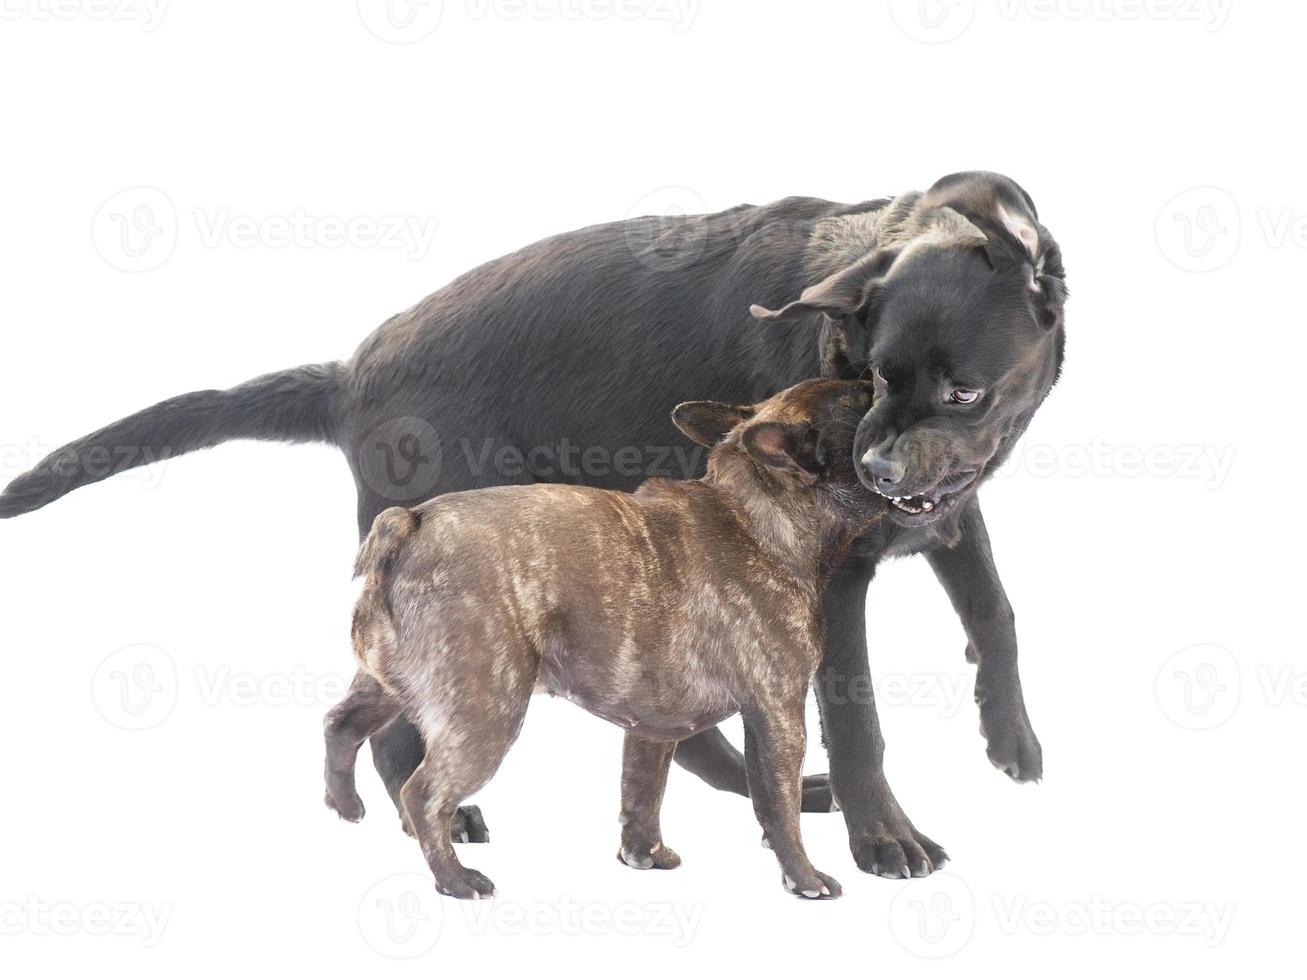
926, 497, 1043, 783
674, 724, 835, 813
815, 556, 949, 879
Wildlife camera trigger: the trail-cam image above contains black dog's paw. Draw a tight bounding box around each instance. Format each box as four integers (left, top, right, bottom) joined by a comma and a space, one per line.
801, 773, 838, 813
979, 702, 1043, 783
450, 805, 490, 844
617, 840, 682, 870
434, 867, 496, 901
782, 869, 842, 899
325, 788, 365, 823
851, 821, 949, 879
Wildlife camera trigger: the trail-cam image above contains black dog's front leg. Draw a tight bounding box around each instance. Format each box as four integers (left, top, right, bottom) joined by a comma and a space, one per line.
926, 496, 1043, 783
815, 556, 949, 878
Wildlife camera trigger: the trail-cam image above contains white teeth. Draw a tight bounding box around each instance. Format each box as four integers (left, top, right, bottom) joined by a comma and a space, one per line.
922, 501, 934, 511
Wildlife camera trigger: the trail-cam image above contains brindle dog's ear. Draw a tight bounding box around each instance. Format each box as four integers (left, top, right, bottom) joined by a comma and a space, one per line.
740, 422, 821, 486
671, 401, 755, 447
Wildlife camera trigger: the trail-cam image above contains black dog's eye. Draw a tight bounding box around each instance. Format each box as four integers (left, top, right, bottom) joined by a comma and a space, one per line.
947, 389, 982, 405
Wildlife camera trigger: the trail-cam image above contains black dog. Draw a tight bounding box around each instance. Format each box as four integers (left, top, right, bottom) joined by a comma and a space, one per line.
1, 170, 1066, 878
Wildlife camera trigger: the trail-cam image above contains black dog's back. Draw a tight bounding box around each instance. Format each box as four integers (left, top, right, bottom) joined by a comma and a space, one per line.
0, 195, 869, 519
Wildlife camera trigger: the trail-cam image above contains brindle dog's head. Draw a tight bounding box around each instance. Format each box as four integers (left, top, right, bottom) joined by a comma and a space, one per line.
752, 172, 1068, 529
672, 378, 882, 528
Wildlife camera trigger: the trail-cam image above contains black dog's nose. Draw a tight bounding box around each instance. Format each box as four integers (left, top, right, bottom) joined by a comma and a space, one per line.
862, 453, 906, 490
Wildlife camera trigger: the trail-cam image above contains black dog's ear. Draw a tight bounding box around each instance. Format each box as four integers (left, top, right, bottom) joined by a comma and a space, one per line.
750, 250, 897, 377
672, 401, 754, 447
921, 171, 1067, 330
740, 422, 820, 485
920, 171, 1044, 268
749, 249, 898, 323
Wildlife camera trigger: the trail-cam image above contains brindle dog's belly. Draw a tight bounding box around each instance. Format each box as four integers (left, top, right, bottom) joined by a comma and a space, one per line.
534, 652, 737, 741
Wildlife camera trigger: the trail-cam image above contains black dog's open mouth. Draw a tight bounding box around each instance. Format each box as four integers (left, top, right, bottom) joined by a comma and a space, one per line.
871, 470, 979, 524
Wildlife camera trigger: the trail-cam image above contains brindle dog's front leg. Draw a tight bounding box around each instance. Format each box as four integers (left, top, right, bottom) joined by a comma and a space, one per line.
926, 497, 1043, 782
816, 555, 949, 878
742, 698, 840, 899
616, 735, 682, 870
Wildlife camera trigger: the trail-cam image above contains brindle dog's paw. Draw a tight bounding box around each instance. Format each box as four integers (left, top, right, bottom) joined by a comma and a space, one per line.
450, 805, 490, 843
434, 867, 496, 900
618, 841, 682, 870
800, 773, 838, 813
782, 870, 842, 899
979, 703, 1043, 783
851, 826, 949, 879
325, 788, 365, 823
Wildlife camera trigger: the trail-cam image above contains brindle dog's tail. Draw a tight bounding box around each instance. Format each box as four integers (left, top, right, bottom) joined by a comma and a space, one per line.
351, 507, 419, 674
353, 507, 419, 582
0, 362, 343, 518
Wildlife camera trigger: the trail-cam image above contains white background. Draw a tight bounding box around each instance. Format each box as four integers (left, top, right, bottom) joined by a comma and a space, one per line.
0, 1, 1300, 975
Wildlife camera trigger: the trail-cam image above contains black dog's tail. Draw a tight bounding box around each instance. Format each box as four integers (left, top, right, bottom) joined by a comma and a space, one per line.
0, 362, 344, 518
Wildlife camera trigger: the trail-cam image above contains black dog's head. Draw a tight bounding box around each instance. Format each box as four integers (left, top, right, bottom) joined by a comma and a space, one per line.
751, 172, 1068, 528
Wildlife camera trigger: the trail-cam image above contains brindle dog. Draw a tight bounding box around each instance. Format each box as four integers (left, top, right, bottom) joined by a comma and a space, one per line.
323, 379, 882, 900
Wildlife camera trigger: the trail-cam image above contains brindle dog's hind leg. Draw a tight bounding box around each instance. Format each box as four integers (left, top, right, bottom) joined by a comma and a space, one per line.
617, 735, 681, 871
324, 671, 402, 822
368, 719, 491, 842
400, 652, 535, 900
355, 480, 504, 844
